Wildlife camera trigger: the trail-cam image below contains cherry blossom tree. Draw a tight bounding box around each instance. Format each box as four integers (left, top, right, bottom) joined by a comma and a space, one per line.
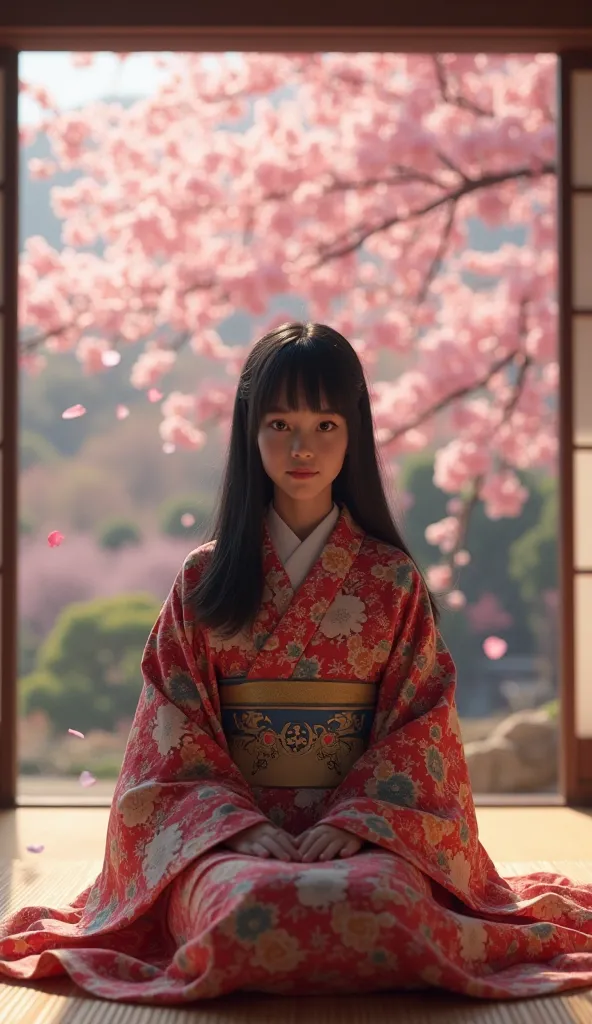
18, 52, 557, 602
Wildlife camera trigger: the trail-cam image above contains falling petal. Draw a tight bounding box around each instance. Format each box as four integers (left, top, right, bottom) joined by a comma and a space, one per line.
47, 530, 65, 548
147, 388, 163, 402
79, 771, 97, 788
102, 350, 121, 367
454, 550, 471, 567
162, 442, 176, 454
116, 404, 130, 420
26, 844, 45, 854
68, 729, 85, 739
181, 513, 195, 527
446, 590, 466, 610
483, 636, 508, 660
62, 404, 87, 419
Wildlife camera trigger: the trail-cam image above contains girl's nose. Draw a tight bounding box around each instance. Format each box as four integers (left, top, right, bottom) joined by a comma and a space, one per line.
291, 434, 313, 457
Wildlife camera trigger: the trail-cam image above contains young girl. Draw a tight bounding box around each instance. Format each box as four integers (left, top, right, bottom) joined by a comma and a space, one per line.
2, 321, 592, 1005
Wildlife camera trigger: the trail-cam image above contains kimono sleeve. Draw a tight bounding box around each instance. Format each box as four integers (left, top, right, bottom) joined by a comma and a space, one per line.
318, 557, 500, 909
76, 551, 269, 936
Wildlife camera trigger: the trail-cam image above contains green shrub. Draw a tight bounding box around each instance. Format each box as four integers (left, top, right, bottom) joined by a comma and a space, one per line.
20, 430, 60, 471
541, 698, 559, 721
20, 593, 160, 734
98, 518, 143, 550
159, 495, 212, 538
19, 513, 36, 536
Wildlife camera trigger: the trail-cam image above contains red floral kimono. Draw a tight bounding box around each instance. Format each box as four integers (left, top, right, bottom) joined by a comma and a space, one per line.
2, 506, 592, 1004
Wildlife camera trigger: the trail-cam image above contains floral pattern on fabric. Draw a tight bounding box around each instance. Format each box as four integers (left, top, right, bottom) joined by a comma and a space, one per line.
1, 506, 592, 1004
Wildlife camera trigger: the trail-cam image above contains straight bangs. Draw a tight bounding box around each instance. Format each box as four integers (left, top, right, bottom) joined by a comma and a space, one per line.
249, 333, 360, 434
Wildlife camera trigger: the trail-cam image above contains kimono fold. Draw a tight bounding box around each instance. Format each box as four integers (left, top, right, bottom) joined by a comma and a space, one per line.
1, 506, 592, 1004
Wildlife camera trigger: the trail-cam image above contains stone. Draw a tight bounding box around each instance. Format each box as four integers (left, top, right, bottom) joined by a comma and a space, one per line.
463, 708, 558, 793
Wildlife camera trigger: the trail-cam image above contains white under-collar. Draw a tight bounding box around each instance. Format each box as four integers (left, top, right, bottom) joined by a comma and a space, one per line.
266, 503, 340, 590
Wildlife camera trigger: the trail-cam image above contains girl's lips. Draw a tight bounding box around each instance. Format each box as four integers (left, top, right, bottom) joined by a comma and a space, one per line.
287, 470, 318, 477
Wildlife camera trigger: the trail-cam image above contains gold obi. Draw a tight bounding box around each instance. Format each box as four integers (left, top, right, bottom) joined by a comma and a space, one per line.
219, 678, 376, 788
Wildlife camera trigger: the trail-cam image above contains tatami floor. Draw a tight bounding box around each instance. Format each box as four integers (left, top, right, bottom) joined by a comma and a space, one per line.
2, 806, 592, 1022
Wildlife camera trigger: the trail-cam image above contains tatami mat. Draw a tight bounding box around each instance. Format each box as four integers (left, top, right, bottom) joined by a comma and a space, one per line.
2, 860, 592, 1022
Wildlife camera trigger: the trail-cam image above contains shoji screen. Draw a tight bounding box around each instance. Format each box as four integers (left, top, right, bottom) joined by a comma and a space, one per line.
561, 55, 592, 804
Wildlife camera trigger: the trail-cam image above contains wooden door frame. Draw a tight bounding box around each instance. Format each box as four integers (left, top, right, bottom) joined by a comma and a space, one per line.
0, 5, 590, 808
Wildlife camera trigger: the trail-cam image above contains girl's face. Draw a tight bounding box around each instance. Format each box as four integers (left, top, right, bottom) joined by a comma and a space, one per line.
257, 393, 348, 505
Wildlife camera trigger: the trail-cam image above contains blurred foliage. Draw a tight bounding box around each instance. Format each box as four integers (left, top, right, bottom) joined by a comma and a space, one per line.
98, 518, 143, 550
542, 698, 559, 721
159, 495, 213, 538
20, 429, 61, 471
399, 452, 558, 713
19, 512, 35, 536
20, 345, 224, 458
18, 620, 39, 677
21, 460, 135, 532
508, 479, 557, 606
19, 592, 160, 733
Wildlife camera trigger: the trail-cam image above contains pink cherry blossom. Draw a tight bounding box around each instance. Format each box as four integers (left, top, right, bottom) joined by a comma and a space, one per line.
483, 636, 508, 660
18, 53, 558, 559
159, 416, 206, 450
446, 590, 466, 610
181, 513, 196, 527
131, 350, 176, 390
79, 771, 97, 788
467, 593, 514, 633
424, 516, 460, 554
161, 391, 195, 419
426, 564, 453, 593
480, 471, 529, 519
147, 389, 163, 403
102, 349, 122, 367
47, 530, 65, 548
116, 404, 130, 420
454, 550, 471, 567
61, 404, 86, 420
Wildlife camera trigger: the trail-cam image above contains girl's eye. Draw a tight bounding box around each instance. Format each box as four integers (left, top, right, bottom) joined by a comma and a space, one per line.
319, 421, 337, 432
269, 419, 288, 431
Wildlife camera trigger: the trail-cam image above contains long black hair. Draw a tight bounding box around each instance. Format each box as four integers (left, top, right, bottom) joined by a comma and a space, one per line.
191, 321, 437, 635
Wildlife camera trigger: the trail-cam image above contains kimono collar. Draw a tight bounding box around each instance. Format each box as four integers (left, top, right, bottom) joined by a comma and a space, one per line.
251, 504, 365, 677
266, 502, 340, 591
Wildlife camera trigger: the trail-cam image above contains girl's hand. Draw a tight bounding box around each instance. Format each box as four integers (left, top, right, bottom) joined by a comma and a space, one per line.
225, 822, 301, 861
296, 824, 363, 862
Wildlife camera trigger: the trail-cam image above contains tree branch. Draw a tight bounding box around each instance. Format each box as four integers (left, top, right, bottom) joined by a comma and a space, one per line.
416, 200, 456, 304
433, 55, 494, 119
382, 348, 518, 445
442, 309, 532, 579
313, 162, 555, 267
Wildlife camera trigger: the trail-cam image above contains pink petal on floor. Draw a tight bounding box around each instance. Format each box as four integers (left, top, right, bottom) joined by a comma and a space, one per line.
483, 636, 508, 660
102, 350, 121, 367
147, 388, 163, 402
47, 530, 65, 547
68, 729, 85, 739
181, 513, 195, 527
79, 771, 97, 788
116, 404, 130, 420
26, 845, 45, 854
62, 404, 87, 419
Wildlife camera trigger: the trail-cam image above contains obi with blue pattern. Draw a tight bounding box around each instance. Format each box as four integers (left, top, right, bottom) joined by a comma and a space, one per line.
219, 678, 376, 788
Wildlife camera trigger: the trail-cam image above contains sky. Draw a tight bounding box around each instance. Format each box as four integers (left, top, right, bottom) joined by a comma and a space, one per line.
19, 52, 194, 124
